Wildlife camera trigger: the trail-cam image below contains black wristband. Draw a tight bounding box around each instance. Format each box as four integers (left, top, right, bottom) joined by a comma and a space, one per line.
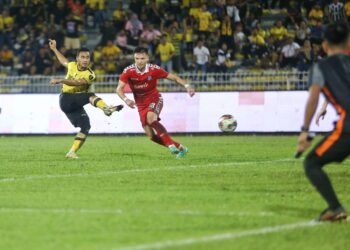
301, 126, 309, 132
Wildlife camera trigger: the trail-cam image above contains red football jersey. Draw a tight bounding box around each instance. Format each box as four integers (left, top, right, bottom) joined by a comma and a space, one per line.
119, 63, 169, 104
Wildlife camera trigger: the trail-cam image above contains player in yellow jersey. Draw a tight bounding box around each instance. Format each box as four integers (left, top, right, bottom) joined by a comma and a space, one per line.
48, 39, 123, 159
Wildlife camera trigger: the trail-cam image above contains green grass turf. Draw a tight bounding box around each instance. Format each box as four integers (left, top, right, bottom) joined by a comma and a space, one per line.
0, 135, 349, 250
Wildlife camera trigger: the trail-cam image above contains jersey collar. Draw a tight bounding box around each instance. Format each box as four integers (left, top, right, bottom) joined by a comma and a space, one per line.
135, 63, 149, 75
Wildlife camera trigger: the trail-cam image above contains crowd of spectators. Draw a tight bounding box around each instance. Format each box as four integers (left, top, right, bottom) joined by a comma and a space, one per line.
0, 0, 349, 76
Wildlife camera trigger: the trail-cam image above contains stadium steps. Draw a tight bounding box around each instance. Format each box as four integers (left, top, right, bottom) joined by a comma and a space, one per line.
85, 28, 102, 49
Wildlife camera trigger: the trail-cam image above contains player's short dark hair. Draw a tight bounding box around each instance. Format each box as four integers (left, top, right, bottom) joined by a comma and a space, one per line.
133, 47, 149, 55
76, 47, 90, 56
324, 23, 350, 47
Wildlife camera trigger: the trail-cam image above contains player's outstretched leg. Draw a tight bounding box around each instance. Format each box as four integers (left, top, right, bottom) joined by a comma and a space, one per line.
304, 154, 347, 221
90, 96, 123, 116
148, 120, 179, 154
149, 120, 190, 158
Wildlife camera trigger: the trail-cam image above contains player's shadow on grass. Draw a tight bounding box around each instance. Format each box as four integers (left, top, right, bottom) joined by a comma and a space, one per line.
268, 204, 320, 219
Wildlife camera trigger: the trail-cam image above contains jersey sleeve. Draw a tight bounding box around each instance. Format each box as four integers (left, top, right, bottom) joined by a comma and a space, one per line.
308, 63, 325, 88
119, 70, 129, 83
155, 67, 169, 79
65, 62, 75, 79
86, 70, 96, 84
67, 62, 75, 71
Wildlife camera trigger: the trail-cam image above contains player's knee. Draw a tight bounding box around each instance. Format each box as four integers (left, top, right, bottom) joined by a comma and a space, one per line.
304, 155, 322, 176
146, 116, 157, 125
80, 121, 91, 134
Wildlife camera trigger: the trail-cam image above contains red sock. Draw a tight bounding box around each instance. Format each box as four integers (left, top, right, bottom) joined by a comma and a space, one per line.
150, 121, 174, 147
151, 134, 166, 147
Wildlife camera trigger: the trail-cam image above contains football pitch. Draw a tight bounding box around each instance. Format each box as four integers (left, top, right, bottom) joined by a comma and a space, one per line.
0, 135, 349, 250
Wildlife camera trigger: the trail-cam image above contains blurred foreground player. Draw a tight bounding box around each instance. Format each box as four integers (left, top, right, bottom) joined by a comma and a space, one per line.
296, 23, 350, 221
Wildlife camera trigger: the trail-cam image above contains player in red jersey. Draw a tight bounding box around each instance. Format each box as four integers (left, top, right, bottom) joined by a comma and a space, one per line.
116, 47, 195, 158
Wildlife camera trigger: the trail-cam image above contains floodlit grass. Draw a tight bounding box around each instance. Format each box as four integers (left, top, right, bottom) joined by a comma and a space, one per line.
0, 135, 349, 250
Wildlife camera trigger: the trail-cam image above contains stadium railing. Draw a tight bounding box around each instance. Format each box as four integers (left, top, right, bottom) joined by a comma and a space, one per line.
0, 71, 309, 94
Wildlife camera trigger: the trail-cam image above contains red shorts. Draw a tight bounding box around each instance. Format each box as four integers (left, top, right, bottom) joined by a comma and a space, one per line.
136, 95, 163, 127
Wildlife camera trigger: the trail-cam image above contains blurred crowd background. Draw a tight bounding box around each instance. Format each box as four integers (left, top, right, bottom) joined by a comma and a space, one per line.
0, 0, 349, 76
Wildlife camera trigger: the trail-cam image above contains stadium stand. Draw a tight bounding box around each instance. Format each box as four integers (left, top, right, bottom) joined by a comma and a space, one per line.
0, 0, 345, 91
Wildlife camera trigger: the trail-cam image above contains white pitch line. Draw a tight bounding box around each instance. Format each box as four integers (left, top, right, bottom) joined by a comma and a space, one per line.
0, 207, 125, 214
0, 207, 274, 217
114, 220, 323, 250
176, 210, 274, 217
0, 158, 294, 183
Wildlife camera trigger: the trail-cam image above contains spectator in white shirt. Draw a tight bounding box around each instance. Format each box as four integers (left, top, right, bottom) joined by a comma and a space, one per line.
226, 0, 241, 22
215, 43, 231, 73
233, 22, 246, 50
280, 36, 300, 68
193, 39, 210, 73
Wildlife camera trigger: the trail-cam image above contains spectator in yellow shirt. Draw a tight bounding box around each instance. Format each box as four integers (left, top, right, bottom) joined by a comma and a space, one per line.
86, 0, 105, 10
270, 20, 288, 44
345, 0, 350, 21
156, 35, 175, 72
247, 27, 266, 58
86, 0, 106, 27
249, 27, 265, 46
0, 9, 14, 47
309, 3, 324, 25
102, 40, 122, 59
209, 13, 221, 34
256, 22, 267, 39
113, 2, 126, 30
197, 4, 212, 38
0, 45, 14, 68
220, 14, 233, 49
101, 40, 122, 73
189, 2, 201, 19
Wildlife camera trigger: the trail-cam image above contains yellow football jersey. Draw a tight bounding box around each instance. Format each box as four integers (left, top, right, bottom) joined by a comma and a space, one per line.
156, 42, 175, 62
62, 62, 96, 93
198, 11, 212, 31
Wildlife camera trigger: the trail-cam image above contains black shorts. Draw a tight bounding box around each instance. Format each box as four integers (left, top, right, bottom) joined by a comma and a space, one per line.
306, 132, 350, 165
59, 93, 95, 128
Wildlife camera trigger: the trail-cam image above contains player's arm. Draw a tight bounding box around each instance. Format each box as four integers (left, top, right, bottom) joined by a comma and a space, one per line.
116, 79, 136, 109
296, 84, 321, 154
166, 73, 195, 97
50, 78, 89, 86
302, 85, 321, 131
315, 100, 329, 126
296, 63, 324, 155
48, 39, 69, 68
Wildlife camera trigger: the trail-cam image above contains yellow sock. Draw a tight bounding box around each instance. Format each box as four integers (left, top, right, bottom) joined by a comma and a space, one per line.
70, 132, 87, 152
91, 96, 107, 109
96, 99, 107, 109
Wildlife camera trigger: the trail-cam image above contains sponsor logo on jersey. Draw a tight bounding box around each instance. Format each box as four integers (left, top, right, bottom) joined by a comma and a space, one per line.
134, 83, 148, 89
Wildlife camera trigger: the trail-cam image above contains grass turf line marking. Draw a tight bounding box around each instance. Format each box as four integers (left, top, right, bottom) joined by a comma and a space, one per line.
0, 158, 294, 183
0, 207, 274, 217
114, 220, 323, 250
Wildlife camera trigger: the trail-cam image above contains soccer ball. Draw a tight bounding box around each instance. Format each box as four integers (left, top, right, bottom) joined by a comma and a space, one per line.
218, 114, 237, 132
